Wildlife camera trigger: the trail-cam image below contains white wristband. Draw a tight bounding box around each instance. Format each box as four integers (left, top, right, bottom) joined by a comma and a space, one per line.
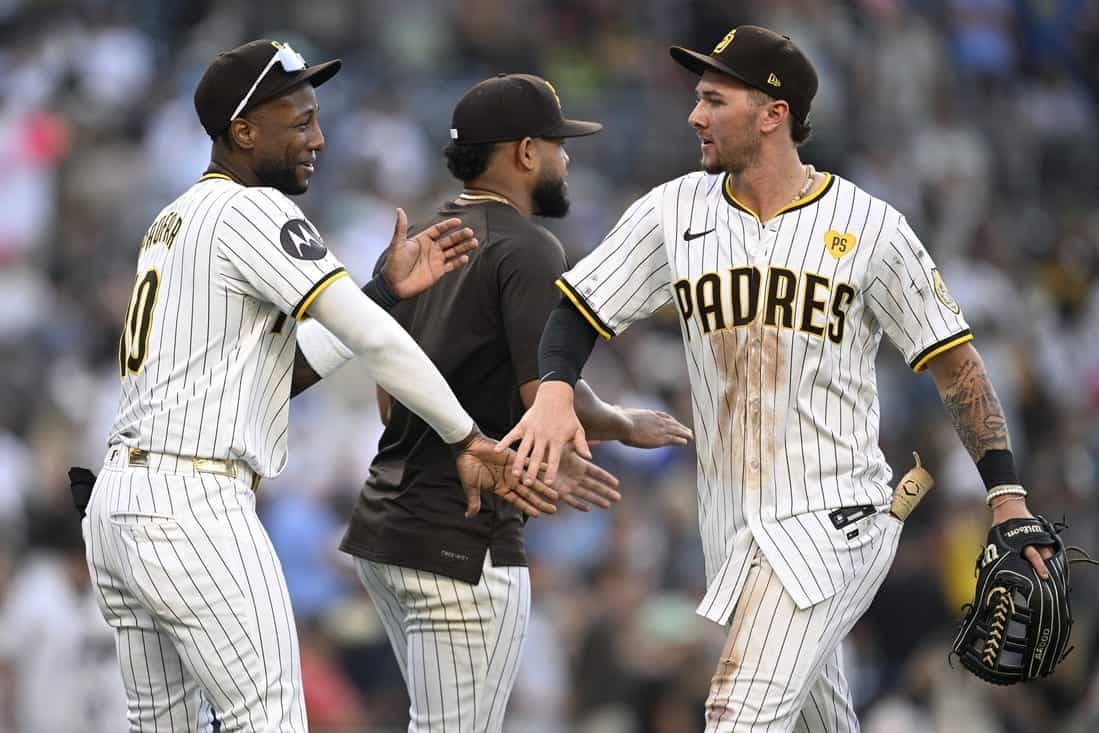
297, 319, 353, 378
986, 484, 1027, 507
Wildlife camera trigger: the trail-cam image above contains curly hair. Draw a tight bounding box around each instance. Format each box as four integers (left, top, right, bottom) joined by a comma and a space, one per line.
444, 141, 500, 182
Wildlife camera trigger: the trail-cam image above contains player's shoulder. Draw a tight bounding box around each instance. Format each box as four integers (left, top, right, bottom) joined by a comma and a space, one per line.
521, 217, 565, 252
827, 175, 923, 268
491, 223, 567, 280
212, 184, 321, 247
652, 170, 721, 202
479, 204, 564, 257
225, 185, 306, 222
828, 173, 906, 234
667, 170, 717, 188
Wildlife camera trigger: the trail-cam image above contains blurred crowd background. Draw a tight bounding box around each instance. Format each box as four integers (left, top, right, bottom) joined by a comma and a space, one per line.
1, 0, 1097, 731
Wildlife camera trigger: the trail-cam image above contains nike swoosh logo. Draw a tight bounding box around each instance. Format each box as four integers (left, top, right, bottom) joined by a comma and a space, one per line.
683, 227, 715, 241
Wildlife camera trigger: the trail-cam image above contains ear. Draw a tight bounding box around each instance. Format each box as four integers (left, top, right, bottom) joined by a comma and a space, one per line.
228, 117, 257, 151
515, 136, 538, 173
759, 100, 789, 136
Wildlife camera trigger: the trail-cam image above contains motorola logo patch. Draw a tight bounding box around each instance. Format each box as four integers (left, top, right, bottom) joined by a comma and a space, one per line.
280, 218, 327, 260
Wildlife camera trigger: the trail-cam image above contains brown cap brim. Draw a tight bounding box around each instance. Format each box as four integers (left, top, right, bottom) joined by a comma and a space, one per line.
245, 59, 343, 113
546, 118, 603, 139
669, 46, 760, 91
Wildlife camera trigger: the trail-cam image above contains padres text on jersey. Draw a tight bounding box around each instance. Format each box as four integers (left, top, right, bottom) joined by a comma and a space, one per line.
558, 172, 969, 616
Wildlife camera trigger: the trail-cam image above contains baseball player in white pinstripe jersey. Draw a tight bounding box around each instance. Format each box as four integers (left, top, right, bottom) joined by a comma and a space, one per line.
83, 39, 557, 733
501, 25, 1054, 732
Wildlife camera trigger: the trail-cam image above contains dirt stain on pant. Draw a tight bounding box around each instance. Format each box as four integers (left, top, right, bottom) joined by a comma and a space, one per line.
705, 550, 766, 725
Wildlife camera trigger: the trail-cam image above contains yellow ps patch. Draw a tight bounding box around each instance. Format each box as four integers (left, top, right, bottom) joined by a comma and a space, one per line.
767, 73, 782, 87
824, 230, 857, 259
932, 268, 960, 313
714, 29, 736, 54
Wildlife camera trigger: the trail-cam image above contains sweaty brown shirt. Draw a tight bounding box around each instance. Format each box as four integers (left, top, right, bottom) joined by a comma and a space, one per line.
339, 199, 567, 584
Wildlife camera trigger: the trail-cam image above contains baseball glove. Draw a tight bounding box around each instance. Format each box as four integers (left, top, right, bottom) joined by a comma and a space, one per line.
951, 515, 1096, 685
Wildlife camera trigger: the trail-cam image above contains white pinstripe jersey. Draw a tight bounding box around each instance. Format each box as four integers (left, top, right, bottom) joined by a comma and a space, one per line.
108, 173, 348, 477
560, 171, 971, 616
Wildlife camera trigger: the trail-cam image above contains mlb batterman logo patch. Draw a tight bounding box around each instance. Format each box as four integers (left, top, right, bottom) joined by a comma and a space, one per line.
824, 229, 857, 259
931, 268, 960, 313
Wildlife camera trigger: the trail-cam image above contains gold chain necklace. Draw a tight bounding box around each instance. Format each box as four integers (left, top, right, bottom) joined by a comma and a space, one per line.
793, 164, 815, 201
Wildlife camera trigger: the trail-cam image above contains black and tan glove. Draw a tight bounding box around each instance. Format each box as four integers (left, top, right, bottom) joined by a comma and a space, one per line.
951, 515, 1094, 685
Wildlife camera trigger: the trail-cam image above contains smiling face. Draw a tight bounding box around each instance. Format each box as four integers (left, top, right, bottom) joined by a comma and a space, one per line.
239, 83, 324, 194
688, 71, 768, 175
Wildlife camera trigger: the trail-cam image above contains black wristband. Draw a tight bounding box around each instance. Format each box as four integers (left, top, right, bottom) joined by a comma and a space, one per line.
976, 449, 1018, 490
362, 274, 400, 311
538, 299, 598, 387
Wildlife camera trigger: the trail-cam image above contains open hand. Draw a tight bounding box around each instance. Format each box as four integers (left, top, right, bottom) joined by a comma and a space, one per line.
552, 448, 621, 511
455, 431, 558, 518
381, 208, 478, 299
621, 408, 693, 448
496, 381, 588, 487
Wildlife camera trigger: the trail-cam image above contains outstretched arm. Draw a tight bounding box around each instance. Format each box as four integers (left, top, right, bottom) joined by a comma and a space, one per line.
307, 276, 558, 516
518, 381, 620, 512
291, 208, 477, 397
573, 380, 692, 447
500, 298, 691, 485
498, 300, 599, 484
926, 342, 1051, 577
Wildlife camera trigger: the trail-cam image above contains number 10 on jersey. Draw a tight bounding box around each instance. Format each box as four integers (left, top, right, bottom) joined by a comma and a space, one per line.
118, 269, 160, 378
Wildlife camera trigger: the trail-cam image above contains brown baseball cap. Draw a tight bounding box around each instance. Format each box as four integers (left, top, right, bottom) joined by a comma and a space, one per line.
449, 73, 602, 145
194, 39, 342, 139
670, 25, 817, 124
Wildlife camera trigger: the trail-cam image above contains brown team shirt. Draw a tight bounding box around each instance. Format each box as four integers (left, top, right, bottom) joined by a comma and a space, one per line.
339, 199, 568, 584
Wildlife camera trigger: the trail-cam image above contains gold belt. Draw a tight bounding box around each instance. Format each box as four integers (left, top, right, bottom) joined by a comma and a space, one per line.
108, 446, 261, 491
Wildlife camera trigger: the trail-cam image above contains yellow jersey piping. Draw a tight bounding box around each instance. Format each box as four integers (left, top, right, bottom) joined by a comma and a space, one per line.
723, 173, 834, 223
292, 268, 348, 321
555, 279, 613, 341
911, 330, 973, 372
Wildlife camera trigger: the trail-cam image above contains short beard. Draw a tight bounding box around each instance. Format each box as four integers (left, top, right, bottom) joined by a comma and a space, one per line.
255, 157, 307, 196
704, 132, 762, 176
532, 173, 570, 218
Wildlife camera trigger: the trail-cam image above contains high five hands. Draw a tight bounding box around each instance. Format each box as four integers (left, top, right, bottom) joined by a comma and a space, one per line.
497, 381, 692, 489
380, 208, 478, 299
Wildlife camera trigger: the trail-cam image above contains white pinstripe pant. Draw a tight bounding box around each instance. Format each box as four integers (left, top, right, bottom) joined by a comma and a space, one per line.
706, 514, 902, 733
355, 556, 531, 733
84, 458, 306, 732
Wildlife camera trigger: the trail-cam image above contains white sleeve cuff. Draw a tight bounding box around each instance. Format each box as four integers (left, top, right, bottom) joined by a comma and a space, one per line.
297, 319, 353, 378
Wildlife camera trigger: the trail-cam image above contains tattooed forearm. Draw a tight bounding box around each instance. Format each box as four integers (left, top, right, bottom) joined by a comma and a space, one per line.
934, 356, 1010, 461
